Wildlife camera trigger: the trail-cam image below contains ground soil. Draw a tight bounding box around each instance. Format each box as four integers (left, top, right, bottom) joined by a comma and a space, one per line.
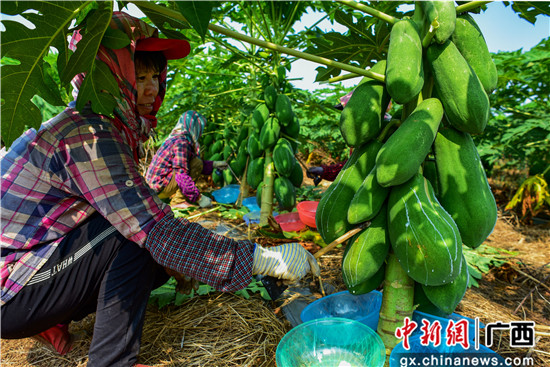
1, 170, 549, 366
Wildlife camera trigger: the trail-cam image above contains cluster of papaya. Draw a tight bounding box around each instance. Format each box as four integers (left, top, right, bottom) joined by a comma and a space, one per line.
202, 120, 249, 187
248, 84, 303, 211
316, 1, 498, 317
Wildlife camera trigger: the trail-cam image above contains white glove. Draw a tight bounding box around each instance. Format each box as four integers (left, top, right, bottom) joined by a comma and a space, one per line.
197, 195, 213, 208
213, 161, 229, 170
252, 243, 321, 282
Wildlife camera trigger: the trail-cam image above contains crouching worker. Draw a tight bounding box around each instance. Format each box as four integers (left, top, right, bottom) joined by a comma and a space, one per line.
1, 12, 319, 367
146, 110, 228, 209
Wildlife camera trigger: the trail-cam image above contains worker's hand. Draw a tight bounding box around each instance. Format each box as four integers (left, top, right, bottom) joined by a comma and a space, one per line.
252, 243, 321, 282
307, 166, 324, 176
164, 268, 199, 295
197, 195, 213, 208
213, 161, 229, 171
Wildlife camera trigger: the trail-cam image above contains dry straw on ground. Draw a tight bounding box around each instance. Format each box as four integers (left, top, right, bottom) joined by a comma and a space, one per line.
0, 293, 289, 367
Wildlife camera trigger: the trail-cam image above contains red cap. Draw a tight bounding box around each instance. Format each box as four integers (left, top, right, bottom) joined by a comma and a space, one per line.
136, 38, 191, 60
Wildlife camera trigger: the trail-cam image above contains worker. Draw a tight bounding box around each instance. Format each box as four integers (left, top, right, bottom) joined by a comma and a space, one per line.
1, 12, 320, 367
146, 110, 228, 209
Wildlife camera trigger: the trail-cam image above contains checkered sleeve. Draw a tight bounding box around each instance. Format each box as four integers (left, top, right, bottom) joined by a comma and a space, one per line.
144, 214, 255, 292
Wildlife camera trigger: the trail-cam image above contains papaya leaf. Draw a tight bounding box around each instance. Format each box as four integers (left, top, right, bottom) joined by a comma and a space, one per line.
175, 1, 216, 42
61, 3, 113, 85
508, 1, 550, 25
134, 1, 191, 40
101, 27, 131, 50
0, 1, 91, 147
75, 59, 120, 116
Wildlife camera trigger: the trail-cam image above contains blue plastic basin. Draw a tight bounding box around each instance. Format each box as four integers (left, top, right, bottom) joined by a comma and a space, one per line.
300, 290, 484, 342
300, 290, 383, 332
211, 184, 240, 204
242, 196, 261, 212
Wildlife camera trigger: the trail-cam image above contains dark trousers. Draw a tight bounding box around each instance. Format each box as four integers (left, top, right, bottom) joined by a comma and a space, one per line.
1, 212, 169, 367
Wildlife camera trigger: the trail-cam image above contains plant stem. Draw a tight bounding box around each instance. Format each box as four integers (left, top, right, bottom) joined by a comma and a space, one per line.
208, 23, 385, 82
456, 1, 493, 14
377, 252, 415, 355
336, 0, 397, 25
259, 151, 274, 227
422, 19, 439, 48
133, 1, 385, 82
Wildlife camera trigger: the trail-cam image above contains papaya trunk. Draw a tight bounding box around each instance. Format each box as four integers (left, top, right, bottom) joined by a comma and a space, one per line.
259, 151, 274, 226
377, 252, 415, 358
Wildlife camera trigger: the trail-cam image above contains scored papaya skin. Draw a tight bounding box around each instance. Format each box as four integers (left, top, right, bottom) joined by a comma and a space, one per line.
388, 173, 462, 286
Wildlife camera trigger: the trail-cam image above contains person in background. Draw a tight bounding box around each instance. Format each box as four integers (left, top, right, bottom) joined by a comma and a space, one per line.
1, 12, 319, 367
146, 110, 227, 209
308, 91, 392, 184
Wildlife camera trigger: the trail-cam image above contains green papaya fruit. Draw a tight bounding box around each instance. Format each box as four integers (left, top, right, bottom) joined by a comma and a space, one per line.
386, 19, 424, 104
413, 282, 450, 318
376, 98, 443, 187
339, 60, 390, 147
348, 166, 390, 224
342, 205, 390, 288
247, 132, 262, 159
247, 157, 265, 190
264, 85, 278, 112
421, 254, 469, 315
259, 116, 281, 150
420, 0, 456, 44
288, 160, 303, 187
275, 94, 293, 126
274, 176, 296, 211
283, 114, 300, 137
427, 40, 490, 135
388, 173, 462, 286
223, 168, 234, 185
451, 14, 498, 94
316, 141, 382, 244
434, 127, 497, 249
347, 262, 385, 295
273, 138, 296, 178
251, 104, 270, 133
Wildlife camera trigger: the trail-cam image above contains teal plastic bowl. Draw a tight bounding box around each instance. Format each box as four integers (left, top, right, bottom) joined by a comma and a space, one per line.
276, 317, 386, 367
300, 290, 383, 332
390, 334, 506, 367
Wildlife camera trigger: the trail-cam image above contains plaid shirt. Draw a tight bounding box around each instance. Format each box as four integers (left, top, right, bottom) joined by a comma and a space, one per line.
1, 109, 253, 305
146, 133, 196, 193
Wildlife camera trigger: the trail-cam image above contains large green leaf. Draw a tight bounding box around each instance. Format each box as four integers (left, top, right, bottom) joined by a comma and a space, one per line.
175, 1, 216, 42
507, 1, 550, 24
1, 1, 90, 147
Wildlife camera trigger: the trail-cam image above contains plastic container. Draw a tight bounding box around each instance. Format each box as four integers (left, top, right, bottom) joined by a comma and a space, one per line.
276, 317, 386, 367
243, 210, 278, 225
296, 200, 319, 228
274, 212, 305, 232
389, 334, 506, 367
211, 184, 240, 204
300, 290, 483, 342
242, 196, 260, 212
413, 310, 484, 341
300, 290, 383, 332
